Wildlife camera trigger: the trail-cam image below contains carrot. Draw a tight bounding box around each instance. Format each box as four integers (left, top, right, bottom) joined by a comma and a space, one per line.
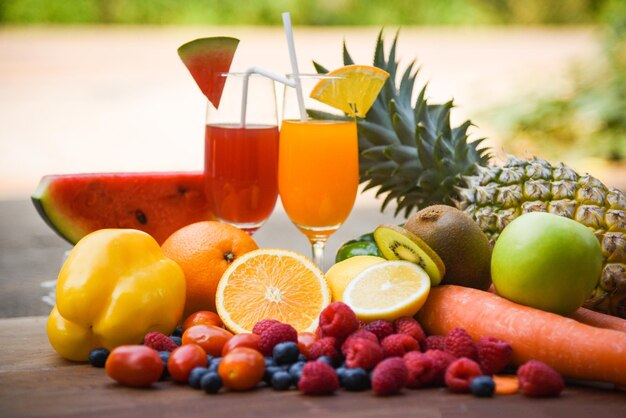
416, 285, 626, 387
569, 307, 626, 333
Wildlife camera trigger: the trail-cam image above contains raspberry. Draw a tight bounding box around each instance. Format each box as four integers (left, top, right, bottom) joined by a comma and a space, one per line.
341, 329, 378, 352
371, 357, 408, 396
424, 349, 456, 385
445, 358, 483, 393
425, 335, 446, 351
298, 361, 339, 395
318, 302, 359, 340
343, 338, 384, 370
144, 332, 178, 352
252, 319, 281, 336
477, 336, 513, 375
403, 351, 437, 388
393, 317, 426, 349
444, 328, 478, 360
258, 323, 298, 356
517, 360, 564, 397
381, 333, 420, 358
306, 336, 341, 361
363, 320, 394, 342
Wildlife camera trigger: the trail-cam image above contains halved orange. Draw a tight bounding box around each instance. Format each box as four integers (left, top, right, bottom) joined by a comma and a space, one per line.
215, 249, 330, 334
310, 65, 389, 117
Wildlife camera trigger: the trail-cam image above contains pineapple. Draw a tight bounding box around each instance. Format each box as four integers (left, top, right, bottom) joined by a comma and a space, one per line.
315, 31, 626, 318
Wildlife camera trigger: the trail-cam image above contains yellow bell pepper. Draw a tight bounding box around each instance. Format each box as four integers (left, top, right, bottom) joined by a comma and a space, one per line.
47, 229, 186, 361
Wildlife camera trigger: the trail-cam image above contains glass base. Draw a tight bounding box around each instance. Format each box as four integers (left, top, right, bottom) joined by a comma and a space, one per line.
295, 222, 342, 243
217, 218, 266, 235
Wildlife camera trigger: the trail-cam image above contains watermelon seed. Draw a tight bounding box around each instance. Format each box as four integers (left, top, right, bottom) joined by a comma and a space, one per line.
135, 210, 148, 225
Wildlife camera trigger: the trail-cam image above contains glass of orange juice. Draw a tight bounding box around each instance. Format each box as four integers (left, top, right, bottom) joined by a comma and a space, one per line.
279, 74, 359, 269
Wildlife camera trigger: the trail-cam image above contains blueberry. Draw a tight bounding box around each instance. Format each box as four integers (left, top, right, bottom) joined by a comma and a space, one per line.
263, 365, 285, 384
470, 375, 495, 397
170, 326, 183, 338
201, 372, 222, 394
169, 336, 182, 346
335, 366, 348, 386
208, 357, 222, 373
88, 348, 109, 368
343, 368, 370, 391
288, 361, 306, 385
271, 371, 292, 391
273, 341, 300, 365
158, 351, 171, 380
316, 356, 336, 368
189, 367, 210, 389
264, 356, 276, 368
206, 354, 214, 364
297, 353, 307, 362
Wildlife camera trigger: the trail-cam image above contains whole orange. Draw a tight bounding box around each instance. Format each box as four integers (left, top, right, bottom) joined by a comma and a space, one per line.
161, 221, 258, 317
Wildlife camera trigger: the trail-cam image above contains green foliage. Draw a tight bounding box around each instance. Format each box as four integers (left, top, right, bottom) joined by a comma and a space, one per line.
0, 0, 613, 25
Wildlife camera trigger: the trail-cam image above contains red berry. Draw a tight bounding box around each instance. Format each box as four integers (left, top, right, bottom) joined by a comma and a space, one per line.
252, 319, 281, 336
318, 302, 359, 340
424, 349, 456, 386
363, 320, 394, 342
143, 331, 178, 352
517, 360, 564, 397
343, 338, 384, 370
445, 357, 482, 393
403, 351, 437, 388
257, 323, 297, 356
425, 335, 446, 351
306, 336, 341, 361
444, 328, 478, 360
393, 317, 426, 349
298, 361, 339, 395
381, 333, 420, 358
371, 357, 408, 396
341, 329, 378, 352
477, 336, 513, 375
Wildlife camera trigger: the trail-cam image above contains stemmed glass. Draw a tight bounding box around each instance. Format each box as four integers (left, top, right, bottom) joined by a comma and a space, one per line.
204, 73, 279, 235
279, 74, 359, 269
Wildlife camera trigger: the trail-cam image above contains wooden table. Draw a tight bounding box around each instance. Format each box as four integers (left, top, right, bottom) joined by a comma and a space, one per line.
1, 317, 624, 418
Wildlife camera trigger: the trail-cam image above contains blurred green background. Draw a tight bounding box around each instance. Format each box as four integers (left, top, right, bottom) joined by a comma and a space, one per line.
0, 0, 618, 25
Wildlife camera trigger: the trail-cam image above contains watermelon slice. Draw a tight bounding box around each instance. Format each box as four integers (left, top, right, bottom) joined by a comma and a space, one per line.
178, 37, 240, 108
32, 172, 212, 245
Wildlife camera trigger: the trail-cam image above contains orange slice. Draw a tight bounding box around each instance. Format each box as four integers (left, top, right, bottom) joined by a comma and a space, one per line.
215, 249, 330, 334
310, 65, 389, 117
493, 375, 520, 395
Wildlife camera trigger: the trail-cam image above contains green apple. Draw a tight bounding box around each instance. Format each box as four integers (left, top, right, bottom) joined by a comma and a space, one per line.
491, 212, 603, 315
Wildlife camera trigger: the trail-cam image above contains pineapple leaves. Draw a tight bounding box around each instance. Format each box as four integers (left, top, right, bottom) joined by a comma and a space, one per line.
313, 61, 329, 74
342, 41, 355, 66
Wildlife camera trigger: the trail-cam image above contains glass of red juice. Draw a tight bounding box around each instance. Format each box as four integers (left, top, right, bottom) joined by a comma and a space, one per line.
204, 73, 279, 235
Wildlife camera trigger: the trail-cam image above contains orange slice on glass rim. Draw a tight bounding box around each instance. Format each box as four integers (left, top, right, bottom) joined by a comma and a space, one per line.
310, 65, 389, 118
215, 249, 330, 334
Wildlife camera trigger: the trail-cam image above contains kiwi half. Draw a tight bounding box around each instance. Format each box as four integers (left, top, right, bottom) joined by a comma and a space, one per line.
373, 224, 445, 285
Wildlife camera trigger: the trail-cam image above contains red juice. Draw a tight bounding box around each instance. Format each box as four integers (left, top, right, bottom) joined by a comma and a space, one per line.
204, 124, 279, 233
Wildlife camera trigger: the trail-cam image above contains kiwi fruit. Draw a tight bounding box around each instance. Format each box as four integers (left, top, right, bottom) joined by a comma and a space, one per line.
404, 205, 492, 290
373, 224, 445, 285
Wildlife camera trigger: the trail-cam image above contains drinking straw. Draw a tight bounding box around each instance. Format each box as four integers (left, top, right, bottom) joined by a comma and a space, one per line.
281, 12, 307, 122
240, 66, 295, 127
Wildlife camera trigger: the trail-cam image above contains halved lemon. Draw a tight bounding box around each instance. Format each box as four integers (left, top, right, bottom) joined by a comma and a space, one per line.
343, 260, 431, 322
310, 65, 390, 117
215, 248, 330, 334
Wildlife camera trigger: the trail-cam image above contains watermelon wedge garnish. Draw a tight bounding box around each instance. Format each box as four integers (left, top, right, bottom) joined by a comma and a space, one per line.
178, 37, 240, 108
32, 172, 211, 245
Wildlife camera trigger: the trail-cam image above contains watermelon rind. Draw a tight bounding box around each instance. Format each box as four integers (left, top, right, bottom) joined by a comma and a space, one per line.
177, 36, 240, 108
32, 176, 84, 244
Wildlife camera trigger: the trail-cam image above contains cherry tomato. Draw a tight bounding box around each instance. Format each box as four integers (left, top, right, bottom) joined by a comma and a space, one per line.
183, 311, 223, 330
105, 345, 163, 387
218, 347, 265, 390
221, 333, 260, 356
182, 324, 233, 357
167, 344, 207, 383
297, 332, 318, 358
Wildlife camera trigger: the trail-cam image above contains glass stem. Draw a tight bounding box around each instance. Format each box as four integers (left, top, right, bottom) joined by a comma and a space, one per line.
311, 240, 326, 271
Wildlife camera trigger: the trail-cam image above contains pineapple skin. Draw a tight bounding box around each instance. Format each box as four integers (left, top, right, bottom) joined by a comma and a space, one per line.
456, 156, 626, 318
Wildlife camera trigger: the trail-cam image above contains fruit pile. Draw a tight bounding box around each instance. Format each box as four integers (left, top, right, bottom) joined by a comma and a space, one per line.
89, 303, 565, 398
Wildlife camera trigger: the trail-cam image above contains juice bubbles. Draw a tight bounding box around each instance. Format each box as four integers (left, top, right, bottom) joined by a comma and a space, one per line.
278, 119, 358, 240
205, 124, 279, 233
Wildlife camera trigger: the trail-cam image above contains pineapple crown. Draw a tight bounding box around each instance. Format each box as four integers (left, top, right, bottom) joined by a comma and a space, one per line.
314, 30, 491, 217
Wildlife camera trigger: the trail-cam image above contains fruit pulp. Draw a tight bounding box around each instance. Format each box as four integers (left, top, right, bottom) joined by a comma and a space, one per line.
204, 124, 279, 233
278, 119, 358, 241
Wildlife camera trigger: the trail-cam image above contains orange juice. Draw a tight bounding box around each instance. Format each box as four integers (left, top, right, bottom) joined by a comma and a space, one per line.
278, 119, 358, 240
